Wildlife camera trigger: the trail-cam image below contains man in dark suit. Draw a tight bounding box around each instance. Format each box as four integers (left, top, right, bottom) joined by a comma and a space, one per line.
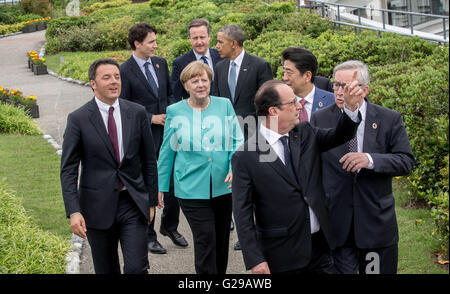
212, 24, 273, 250
232, 79, 364, 274
120, 22, 187, 254
281, 46, 334, 122
171, 18, 222, 101
61, 58, 158, 274
310, 60, 414, 274
212, 24, 273, 139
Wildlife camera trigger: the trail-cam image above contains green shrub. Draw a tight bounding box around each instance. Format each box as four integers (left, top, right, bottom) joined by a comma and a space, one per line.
82, 0, 131, 13
20, 0, 52, 16
0, 181, 70, 273
0, 103, 41, 135
0, 22, 24, 35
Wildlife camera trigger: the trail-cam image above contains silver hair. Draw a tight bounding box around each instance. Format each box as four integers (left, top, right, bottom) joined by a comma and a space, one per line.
333, 60, 370, 86
218, 24, 245, 47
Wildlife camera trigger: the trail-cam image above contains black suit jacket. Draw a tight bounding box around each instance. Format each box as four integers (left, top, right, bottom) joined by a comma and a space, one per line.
171, 48, 222, 101
60, 98, 158, 230
314, 76, 333, 93
310, 102, 414, 248
212, 52, 273, 117
231, 111, 360, 273
120, 56, 173, 152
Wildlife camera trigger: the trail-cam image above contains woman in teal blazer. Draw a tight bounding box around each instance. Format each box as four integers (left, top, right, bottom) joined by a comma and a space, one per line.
157, 61, 244, 274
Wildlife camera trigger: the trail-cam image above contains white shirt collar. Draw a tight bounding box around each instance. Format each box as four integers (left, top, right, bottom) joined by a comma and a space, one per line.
95, 96, 119, 112
193, 49, 212, 61
231, 49, 245, 67
259, 122, 289, 146
297, 85, 315, 104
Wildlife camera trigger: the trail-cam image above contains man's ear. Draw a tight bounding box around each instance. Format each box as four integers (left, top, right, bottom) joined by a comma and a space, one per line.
90, 80, 96, 90
267, 106, 278, 117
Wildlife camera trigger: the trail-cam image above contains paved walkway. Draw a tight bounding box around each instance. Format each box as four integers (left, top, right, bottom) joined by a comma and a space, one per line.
0, 30, 247, 274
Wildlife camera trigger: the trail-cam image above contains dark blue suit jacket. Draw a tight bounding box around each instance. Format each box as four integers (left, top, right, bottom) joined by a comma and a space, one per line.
311, 87, 335, 114
171, 48, 222, 101
310, 101, 414, 249
120, 56, 173, 153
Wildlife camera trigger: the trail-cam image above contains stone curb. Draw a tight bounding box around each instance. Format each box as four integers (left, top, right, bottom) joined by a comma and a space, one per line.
39, 42, 90, 88
0, 31, 22, 39
41, 131, 83, 274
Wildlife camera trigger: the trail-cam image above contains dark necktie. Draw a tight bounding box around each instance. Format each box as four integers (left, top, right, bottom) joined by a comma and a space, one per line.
299, 99, 308, 122
228, 61, 237, 102
108, 106, 123, 190
144, 61, 159, 97
279, 136, 296, 178
200, 56, 208, 65
348, 135, 358, 153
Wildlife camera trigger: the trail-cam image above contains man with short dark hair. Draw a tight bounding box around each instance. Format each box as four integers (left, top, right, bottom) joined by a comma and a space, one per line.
282, 46, 334, 122
120, 22, 188, 254
232, 79, 363, 274
310, 60, 414, 274
61, 58, 158, 274
171, 18, 222, 101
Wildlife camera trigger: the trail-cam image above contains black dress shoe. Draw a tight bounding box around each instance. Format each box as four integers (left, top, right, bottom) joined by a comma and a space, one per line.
148, 240, 167, 254
230, 219, 234, 231
233, 241, 241, 250
160, 227, 188, 247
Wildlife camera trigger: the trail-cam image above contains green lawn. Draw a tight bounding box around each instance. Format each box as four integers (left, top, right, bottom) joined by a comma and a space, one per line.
0, 134, 70, 239
0, 134, 447, 273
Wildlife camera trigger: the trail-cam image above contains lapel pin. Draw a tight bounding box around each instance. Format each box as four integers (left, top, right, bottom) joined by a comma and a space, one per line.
318, 101, 323, 108
155, 64, 159, 69
243, 68, 247, 72
372, 123, 377, 129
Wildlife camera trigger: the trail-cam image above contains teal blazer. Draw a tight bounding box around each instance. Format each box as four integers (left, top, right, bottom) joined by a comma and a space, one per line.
158, 96, 244, 199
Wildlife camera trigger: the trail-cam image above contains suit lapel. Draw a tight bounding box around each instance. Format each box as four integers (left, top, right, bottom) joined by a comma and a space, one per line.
363, 101, 380, 153
312, 89, 326, 112
233, 53, 250, 104
222, 59, 232, 99
129, 57, 157, 99
119, 99, 132, 161
88, 98, 116, 162
288, 129, 303, 191
255, 131, 301, 189
151, 56, 162, 99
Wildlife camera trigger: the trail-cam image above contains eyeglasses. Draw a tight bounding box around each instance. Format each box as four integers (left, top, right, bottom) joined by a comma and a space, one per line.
332, 81, 364, 90
274, 97, 298, 108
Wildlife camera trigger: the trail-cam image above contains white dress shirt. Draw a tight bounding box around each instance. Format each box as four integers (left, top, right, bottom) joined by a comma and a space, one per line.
228, 49, 245, 85
354, 99, 374, 169
193, 49, 214, 71
94, 97, 124, 162
296, 86, 315, 121
132, 53, 159, 88
259, 123, 320, 234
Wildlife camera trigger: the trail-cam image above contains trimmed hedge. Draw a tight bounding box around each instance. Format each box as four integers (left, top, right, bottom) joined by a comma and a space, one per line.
0, 181, 70, 273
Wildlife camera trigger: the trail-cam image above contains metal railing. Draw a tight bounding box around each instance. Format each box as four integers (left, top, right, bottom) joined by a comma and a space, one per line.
0, 0, 21, 5
299, 0, 448, 45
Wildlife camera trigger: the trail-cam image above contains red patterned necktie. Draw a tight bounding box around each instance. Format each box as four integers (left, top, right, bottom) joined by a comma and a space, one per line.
108, 106, 123, 190
299, 99, 308, 122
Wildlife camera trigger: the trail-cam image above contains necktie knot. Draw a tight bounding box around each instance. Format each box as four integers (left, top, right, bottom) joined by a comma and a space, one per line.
109, 106, 114, 115
279, 136, 288, 146
300, 99, 307, 106
200, 56, 208, 64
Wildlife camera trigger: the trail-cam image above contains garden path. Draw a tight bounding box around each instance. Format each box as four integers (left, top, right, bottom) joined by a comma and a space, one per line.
0, 30, 246, 274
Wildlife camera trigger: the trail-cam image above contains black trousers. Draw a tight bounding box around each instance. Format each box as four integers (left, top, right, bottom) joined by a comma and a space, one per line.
332, 221, 398, 274
147, 171, 180, 241
274, 229, 336, 274
86, 190, 149, 274
178, 193, 232, 274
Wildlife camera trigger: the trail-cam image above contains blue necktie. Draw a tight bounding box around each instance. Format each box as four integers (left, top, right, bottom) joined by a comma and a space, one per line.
200, 56, 208, 65
228, 61, 237, 102
279, 136, 296, 178
144, 61, 158, 97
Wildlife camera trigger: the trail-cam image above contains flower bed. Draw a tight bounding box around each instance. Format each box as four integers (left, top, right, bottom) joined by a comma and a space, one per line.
0, 86, 39, 118
27, 50, 47, 75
